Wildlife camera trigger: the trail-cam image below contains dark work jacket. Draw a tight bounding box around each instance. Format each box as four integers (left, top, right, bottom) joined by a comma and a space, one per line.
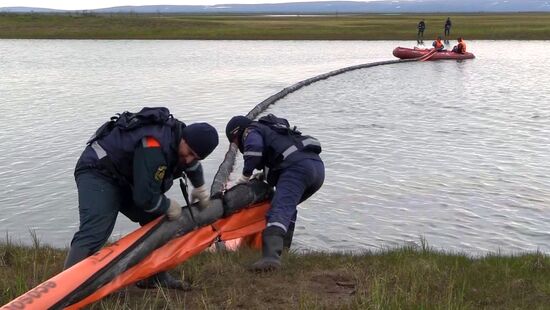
242, 122, 321, 186
75, 122, 204, 214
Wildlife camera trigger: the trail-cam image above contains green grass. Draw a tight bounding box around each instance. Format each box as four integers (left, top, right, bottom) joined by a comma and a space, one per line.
1, 13, 550, 40
2, 236, 550, 309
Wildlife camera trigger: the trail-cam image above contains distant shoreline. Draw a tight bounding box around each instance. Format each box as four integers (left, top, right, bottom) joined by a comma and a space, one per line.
1, 13, 549, 40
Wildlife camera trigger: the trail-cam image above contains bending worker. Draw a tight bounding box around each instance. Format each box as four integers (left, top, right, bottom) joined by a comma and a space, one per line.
226, 114, 325, 271
64, 107, 219, 290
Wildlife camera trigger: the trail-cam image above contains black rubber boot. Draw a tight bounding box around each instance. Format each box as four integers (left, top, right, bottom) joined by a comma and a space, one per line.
63, 245, 91, 270
249, 226, 285, 272
283, 221, 295, 250
136, 271, 191, 291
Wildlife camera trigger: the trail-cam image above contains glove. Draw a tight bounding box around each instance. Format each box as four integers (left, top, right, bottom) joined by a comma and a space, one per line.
236, 175, 250, 185
166, 199, 182, 221
251, 171, 265, 181
191, 184, 211, 209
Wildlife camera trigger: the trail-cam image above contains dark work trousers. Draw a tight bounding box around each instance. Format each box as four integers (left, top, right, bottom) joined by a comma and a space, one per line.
64, 170, 159, 268
267, 158, 325, 233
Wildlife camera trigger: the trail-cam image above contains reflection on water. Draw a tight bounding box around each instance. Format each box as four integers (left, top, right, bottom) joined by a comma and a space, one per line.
0, 40, 549, 255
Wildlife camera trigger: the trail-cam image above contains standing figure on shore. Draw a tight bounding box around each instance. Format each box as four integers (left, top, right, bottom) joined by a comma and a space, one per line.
225, 114, 325, 272
417, 19, 426, 43
64, 107, 219, 290
444, 17, 452, 38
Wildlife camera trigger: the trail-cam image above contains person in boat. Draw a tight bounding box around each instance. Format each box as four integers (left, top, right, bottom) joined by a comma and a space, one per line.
64, 107, 219, 290
444, 17, 452, 37
225, 114, 325, 272
417, 19, 426, 43
452, 37, 467, 54
432, 36, 445, 52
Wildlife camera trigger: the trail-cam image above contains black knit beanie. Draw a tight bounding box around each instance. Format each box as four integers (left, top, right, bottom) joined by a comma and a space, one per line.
182, 123, 219, 160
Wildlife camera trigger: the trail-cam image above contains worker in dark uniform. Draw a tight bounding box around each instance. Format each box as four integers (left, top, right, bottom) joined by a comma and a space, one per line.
225, 114, 325, 272
444, 17, 452, 38
64, 107, 219, 290
417, 19, 426, 43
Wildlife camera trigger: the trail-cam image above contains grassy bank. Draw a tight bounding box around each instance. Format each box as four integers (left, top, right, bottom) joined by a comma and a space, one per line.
1, 239, 550, 309
1, 13, 550, 40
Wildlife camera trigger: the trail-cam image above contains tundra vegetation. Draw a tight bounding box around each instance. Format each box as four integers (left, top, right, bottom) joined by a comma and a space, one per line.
1, 236, 549, 309
0, 13, 549, 40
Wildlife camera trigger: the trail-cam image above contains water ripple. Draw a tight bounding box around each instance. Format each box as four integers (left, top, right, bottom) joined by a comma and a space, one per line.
1, 40, 549, 256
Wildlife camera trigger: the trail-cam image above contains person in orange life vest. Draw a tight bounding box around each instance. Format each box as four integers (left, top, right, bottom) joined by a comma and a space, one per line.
64, 107, 219, 290
452, 37, 467, 54
432, 36, 445, 51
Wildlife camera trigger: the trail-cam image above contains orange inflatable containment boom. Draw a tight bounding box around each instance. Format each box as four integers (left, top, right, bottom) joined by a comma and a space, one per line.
1, 181, 271, 310
69, 202, 269, 309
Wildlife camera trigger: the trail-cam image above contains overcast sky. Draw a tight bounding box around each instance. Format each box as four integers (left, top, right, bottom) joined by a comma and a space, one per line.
0, 0, 383, 10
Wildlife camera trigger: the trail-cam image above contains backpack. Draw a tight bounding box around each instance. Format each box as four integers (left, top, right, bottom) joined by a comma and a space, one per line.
87, 107, 180, 145
258, 114, 301, 135
257, 114, 322, 155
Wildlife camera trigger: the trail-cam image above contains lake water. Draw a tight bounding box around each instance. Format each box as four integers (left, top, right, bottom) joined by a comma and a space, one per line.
0, 40, 549, 255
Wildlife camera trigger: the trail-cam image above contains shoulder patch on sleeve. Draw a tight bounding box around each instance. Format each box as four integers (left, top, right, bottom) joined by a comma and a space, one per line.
154, 165, 167, 181
142, 136, 161, 148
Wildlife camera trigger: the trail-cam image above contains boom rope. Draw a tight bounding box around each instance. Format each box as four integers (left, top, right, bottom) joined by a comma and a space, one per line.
210, 58, 416, 194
